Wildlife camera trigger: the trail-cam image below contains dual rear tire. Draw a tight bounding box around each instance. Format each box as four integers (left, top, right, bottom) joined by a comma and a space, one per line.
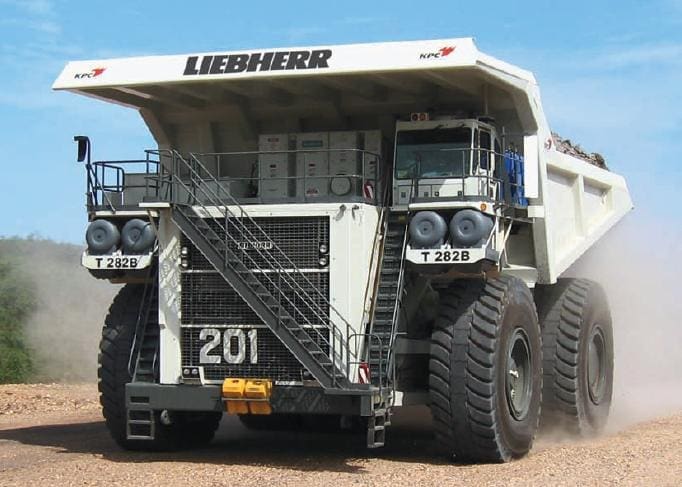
429, 276, 613, 462
535, 278, 613, 435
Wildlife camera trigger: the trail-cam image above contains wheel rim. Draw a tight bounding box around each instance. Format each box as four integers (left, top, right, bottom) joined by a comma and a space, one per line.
587, 326, 607, 404
506, 328, 532, 420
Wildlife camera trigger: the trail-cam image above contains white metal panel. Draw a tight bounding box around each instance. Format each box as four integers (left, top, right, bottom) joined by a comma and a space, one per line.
523, 135, 539, 198
158, 212, 183, 384
539, 151, 633, 282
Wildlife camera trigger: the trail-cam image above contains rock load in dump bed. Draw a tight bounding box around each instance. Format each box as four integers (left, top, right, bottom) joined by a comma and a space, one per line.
552, 133, 608, 170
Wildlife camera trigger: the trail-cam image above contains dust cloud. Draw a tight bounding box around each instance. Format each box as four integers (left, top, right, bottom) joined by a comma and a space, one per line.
566, 214, 682, 429
19, 240, 120, 382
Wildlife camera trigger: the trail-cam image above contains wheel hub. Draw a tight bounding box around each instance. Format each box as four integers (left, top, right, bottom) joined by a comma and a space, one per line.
587, 326, 607, 405
506, 328, 532, 420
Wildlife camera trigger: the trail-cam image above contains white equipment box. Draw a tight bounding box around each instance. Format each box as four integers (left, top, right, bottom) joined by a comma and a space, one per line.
362, 130, 382, 181
258, 134, 292, 199
329, 131, 360, 196
296, 132, 329, 198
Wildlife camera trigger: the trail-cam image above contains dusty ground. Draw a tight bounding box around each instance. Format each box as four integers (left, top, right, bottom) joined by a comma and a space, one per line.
0, 384, 680, 486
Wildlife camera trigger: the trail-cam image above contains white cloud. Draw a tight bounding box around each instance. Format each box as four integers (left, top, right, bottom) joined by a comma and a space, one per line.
581, 43, 682, 70
0, 0, 54, 15
0, 17, 61, 34
338, 17, 379, 25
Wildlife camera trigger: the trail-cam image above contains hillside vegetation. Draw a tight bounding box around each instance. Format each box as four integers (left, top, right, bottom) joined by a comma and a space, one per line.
0, 237, 119, 383
0, 241, 35, 382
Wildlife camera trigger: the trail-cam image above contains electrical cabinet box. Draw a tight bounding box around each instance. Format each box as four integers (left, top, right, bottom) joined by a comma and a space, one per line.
361, 130, 382, 182
258, 134, 293, 199
295, 132, 329, 198
328, 131, 360, 197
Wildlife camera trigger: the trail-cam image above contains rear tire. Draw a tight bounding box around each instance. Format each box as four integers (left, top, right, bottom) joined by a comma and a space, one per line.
535, 278, 613, 435
429, 276, 542, 462
98, 284, 221, 450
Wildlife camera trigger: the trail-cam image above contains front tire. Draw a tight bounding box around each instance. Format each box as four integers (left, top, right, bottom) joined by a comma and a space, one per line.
535, 278, 613, 435
429, 276, 542, 462
98, 284, 221, 450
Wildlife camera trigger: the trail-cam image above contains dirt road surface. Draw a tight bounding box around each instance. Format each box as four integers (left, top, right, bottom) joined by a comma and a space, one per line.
1, 384, 680, 486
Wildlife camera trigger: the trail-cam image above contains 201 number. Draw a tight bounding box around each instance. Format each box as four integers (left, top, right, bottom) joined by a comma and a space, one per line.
199, 328, 258, 365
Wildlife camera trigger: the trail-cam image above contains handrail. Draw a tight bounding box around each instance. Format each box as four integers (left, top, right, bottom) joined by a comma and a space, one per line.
86, 157, 160, 211
396, 147, 526, 207
191, 147, 381, 204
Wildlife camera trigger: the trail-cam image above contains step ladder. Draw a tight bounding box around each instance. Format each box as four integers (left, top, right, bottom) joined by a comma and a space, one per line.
367, 210, 409, 385
367, 407, 393, 448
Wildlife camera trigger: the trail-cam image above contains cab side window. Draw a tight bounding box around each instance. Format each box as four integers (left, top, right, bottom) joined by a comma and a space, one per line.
480, 130, 491, 170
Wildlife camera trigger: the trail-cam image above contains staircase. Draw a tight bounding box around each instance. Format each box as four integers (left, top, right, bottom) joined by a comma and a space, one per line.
163, 151, 357, 390
367, 211, 408, 386
130, 277, 159, 383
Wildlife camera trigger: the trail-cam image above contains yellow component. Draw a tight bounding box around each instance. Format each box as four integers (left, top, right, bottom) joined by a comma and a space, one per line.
222, 378, 248, 414
248, 401, 272, 415
244, 379, 272, 400
222, 378, 273, 415
226, 400, 249, 415
222, 378, 246, 398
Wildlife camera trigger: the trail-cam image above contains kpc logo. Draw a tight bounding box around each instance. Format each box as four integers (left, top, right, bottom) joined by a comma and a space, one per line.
74, 67, 106, 79
419, 46, 456, 60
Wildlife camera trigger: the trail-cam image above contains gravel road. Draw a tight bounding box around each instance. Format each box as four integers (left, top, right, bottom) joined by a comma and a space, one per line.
1, 383, 680, 486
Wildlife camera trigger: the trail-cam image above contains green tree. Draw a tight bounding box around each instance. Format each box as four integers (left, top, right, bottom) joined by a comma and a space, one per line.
0, 246, 35, 383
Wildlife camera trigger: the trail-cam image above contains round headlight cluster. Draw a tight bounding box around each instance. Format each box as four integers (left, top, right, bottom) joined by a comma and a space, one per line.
319, 242, 329, 267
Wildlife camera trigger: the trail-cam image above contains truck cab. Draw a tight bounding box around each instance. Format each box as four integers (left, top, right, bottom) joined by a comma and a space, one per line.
394, 116, 502, 206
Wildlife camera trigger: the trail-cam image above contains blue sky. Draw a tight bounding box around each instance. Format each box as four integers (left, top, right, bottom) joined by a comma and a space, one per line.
0, 0, 680, 243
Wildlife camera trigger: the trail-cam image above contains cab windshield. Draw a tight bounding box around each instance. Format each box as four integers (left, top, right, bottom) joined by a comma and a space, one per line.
395, 128, 472, 180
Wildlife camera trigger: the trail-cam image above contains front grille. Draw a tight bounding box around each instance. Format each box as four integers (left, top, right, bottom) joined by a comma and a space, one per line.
185, 216, 329, 270
180, 215, 330, 382
182, 272, 329, 326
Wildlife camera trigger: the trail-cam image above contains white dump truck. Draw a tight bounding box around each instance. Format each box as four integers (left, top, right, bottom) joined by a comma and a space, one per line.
54, 37, 632, 462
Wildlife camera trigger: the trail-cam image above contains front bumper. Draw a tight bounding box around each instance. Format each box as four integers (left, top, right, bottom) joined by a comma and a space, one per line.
125, 383, 368, 416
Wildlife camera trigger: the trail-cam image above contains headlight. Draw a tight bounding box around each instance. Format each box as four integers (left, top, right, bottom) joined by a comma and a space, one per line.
408, 211, 447, 249
85, 219, 120, 254
319, 243, 329, 254
319, 256, 329, 267
449, 209, 494, 247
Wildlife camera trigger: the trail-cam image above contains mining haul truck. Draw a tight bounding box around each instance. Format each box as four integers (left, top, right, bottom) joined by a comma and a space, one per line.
53, 38, 632, 462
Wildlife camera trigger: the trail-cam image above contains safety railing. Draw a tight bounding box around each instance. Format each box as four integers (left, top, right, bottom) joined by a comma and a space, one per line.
395, 147, 528, 207
85, 155, 160, 212
191, 148, 382, 204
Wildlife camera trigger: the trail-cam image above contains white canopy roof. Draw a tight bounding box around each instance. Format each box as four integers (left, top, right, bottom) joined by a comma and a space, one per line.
53, 38, 535, 91
52, 38, 546, 136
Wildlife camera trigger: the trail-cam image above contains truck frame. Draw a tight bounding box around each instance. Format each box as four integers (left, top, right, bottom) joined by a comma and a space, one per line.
54, 37, 632, 461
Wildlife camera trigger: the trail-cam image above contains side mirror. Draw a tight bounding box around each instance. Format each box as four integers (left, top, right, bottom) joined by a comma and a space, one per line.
74, 135, 90, 163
